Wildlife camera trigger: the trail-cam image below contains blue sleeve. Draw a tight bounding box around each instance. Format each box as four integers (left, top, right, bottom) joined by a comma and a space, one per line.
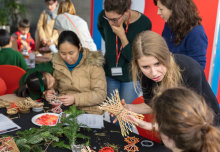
185, 26, 208, 69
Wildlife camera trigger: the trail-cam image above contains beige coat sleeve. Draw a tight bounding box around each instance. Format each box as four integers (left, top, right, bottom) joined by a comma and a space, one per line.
74, 66, 107, 107
52, 70, 59, 91
37, 11, 47, 41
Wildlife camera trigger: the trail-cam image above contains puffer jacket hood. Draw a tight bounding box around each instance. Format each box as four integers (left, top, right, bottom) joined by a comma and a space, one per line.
84, 50, 105, 67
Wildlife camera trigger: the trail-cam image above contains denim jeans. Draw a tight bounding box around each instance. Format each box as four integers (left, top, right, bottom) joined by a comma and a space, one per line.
106, 76, 141, 104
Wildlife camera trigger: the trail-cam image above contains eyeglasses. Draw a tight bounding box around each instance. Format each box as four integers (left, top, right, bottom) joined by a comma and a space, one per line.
103, 14, 123, 23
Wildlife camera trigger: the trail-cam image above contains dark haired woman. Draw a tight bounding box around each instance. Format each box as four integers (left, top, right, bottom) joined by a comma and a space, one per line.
16, 61, 54, 100
45, 30, 107, 114
154, 0, 208, 69
17, 30, 107, 114
98, 0, 152, 104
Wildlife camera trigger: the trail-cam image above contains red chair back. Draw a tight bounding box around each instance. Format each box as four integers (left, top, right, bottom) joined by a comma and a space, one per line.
132, 96, 161, 143
0, 65, 26, 94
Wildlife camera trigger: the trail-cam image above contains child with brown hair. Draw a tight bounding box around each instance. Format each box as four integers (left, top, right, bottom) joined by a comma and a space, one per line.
12, 18, 35, 56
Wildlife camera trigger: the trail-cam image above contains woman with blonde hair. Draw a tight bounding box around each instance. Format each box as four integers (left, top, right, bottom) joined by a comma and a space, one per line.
152, 87, 220, 152
124, 30, 219, 125
53, 0, 97, 51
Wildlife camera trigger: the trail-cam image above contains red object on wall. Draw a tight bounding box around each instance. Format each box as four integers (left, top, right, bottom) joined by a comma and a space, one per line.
144, 0, 164, 34
132, 96, 161, 143
0, 65, 26, 94
194, 0, 219, 79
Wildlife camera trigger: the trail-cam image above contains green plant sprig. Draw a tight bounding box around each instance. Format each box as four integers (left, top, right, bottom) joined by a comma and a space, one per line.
13, 106, 90, 152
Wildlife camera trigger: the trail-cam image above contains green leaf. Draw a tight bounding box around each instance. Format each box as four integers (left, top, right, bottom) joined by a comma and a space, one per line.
12, 106, 90, 151
52, 141, 71, 150
16, 138, 28, 146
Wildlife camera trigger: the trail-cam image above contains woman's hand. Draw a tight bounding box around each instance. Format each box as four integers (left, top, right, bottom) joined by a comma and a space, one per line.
112, 99, 133, 123
128, 115, 158, 131
58, 94, 75, 106
111, 24, 125, 38
110, 24, 129, 47
41, 39, 48, 46
43, 89, 56, 101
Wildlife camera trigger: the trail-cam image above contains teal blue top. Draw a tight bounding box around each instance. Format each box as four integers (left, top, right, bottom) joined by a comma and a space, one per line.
65, 52, 82, 71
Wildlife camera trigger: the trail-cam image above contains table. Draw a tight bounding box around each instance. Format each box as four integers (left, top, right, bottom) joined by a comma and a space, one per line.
0, 104, 170, 152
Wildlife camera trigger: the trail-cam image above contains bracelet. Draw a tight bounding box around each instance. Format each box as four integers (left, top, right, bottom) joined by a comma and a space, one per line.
141, 140, 154, 147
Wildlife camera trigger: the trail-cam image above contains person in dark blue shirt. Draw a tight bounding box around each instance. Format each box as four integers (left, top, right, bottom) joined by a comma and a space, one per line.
153, 0, 207, 69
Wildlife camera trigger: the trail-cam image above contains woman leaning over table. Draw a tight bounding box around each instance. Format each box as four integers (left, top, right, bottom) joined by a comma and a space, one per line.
42, 30, 107, 114
145, 87, 220, 152
98, 0, 152, 104
124, 31, 220, 126
154, 0, 208, 69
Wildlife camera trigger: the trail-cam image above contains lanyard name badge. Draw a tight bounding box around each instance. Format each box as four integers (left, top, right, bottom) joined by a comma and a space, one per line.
111, 13, 130, 76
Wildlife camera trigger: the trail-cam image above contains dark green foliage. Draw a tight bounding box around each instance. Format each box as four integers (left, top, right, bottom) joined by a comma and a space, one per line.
0, 0, 26, 33
13, 106, 90, 152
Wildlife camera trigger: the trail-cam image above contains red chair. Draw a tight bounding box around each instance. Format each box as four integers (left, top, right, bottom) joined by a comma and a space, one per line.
0, 77, 7, 95
0, 65, 26, 94
132, 96, 161, 143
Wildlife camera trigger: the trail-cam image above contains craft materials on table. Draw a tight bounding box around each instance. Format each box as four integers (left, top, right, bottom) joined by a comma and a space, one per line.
81, 146, 94, 152
0, 136, 20, 152
99, 90, 144, 136
124, 136, 139, 152
98, 147, 114, 152
31, 113, 59, 126
77, 114, 104, 129
49, 94, 62, 113
2, 97, 44, 115
0, 114, 21, 134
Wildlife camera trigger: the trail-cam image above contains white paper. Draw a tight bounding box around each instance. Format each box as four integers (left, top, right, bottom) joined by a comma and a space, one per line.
0, 114, 21, 134
77, 114, 104, 129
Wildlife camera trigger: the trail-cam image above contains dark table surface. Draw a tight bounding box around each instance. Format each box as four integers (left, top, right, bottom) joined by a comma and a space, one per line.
0, 103, 170, 152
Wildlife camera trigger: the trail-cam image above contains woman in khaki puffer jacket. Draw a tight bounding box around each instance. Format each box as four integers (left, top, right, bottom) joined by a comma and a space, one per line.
45, 31, 107, 114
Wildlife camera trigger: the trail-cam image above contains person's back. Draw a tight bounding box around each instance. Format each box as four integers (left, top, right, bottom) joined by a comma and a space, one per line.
54, 0, 97, 51
153, 87, 220, 152
0, 29, 27, 70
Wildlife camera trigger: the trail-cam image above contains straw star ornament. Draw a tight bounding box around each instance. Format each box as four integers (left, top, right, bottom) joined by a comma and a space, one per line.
99, 90, 144, 136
